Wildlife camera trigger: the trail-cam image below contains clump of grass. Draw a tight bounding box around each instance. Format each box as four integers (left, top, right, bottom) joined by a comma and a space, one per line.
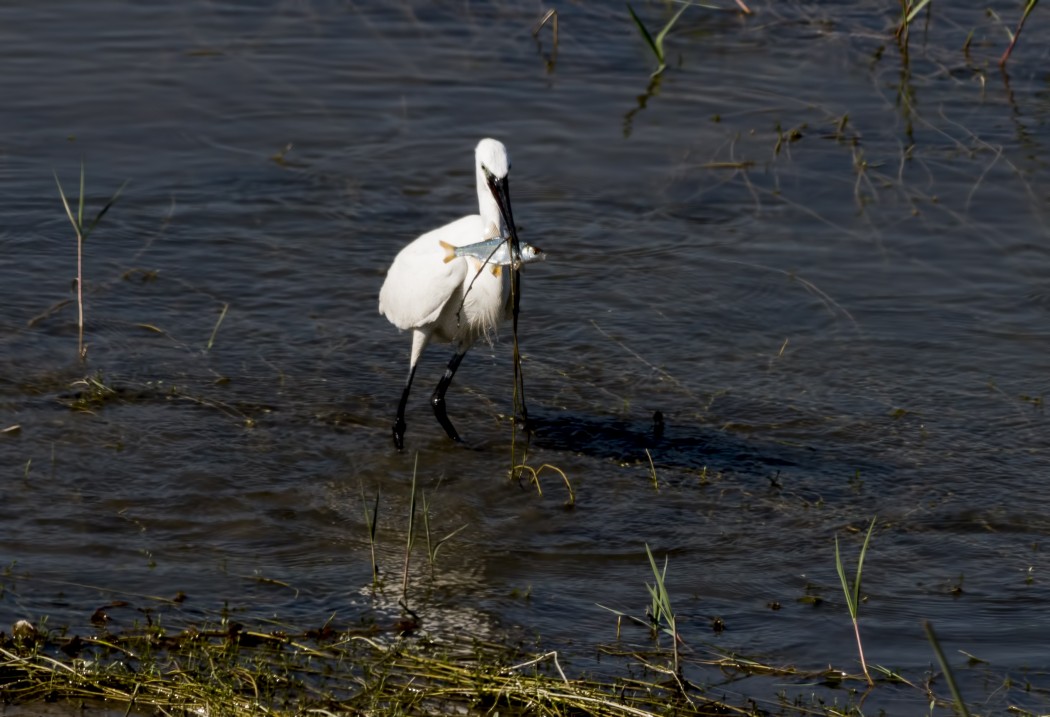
394, 455, 468, 608
597, 545, 683, 685
53, 164, 127, 362
66, 371, 119, 412
643, 543, 681, 679
514, 462, 576, 507
834, 516, 877, 686
0, 565, 1010, 717
0, 613, 734, 717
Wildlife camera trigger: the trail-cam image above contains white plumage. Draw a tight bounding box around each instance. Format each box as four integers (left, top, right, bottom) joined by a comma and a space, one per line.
379, 138, 520, 450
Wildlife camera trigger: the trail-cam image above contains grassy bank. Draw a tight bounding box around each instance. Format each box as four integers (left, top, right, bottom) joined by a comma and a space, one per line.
0, 614, 756, 717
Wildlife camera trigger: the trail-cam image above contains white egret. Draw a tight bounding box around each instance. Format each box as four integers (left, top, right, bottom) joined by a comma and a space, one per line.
378, 138, 532, 450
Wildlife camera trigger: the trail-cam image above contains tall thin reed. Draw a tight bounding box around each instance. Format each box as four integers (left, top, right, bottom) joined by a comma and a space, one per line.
834, 516, 877, 686
362, 487, 381, 586
53, 164, 127, 361
923, 621, 972, 717
205, 302, 229, 352
999, 0, 1039, 67
401, 453, 420, 609
509, 262, 530, 476
895, 0, 931, 39
644, 544, 680, 678
644, 448, 658, 491
421, 491, 468, 575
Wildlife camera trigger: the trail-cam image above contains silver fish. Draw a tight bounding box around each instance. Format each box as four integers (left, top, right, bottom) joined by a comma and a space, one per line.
440, 237, 544, 273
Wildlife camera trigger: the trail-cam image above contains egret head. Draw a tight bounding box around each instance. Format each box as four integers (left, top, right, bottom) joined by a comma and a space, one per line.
474, 138, 519, 253
475, 138, 510, 180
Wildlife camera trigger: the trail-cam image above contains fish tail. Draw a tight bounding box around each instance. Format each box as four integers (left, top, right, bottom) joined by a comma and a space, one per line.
439, 240, 456, 263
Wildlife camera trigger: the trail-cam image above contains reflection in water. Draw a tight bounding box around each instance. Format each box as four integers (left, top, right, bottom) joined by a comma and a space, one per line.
623, 73, 662, 139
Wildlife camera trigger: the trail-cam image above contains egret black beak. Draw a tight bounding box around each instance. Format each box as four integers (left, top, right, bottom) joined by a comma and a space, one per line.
484, 170, 521, 264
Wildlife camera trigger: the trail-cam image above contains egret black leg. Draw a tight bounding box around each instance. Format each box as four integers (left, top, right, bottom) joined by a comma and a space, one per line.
431, 350, 467, 443
393, 365, 418, 451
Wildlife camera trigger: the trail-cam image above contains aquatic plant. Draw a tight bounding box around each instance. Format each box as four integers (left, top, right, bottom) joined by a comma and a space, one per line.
53, 164, 127, 362
0, 618, 733, 717
513, 462, 576, 507
895, 0, 931, 34
400, 452, 421, 610
896, 0, 1040, 67
205, 302, 229, 352
362, 486, 381, 586
834, 516, 877, 686
924, 620, 972, 717
627, 2, 689, 77
420, 485, 469, 576
532, 8, 558, 72
997, 0, 1039, 67
643, 543, 681, 679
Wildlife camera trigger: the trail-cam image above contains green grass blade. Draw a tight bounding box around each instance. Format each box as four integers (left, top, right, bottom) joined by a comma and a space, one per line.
400, 453, 421, 606
53, 173, 79, 235
998, 0, 1039, 65
85, 179, 129, 241
77, 162, 86, 231
923, 621, 972, 717
654, 3, 689, 53
362, 486, 380, 583
431, 523, 469, 562
852, 516, 877, 610
644, 544, 666, 595
902, 0, 932, 25
834, 536, 855, 617
407, 453, 419, 551
627, 3, 661, 62
205, 303, 229, 352
369, 490, 380, 543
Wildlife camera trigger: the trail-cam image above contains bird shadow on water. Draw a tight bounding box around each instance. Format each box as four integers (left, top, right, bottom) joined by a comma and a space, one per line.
526, 408, 889, 491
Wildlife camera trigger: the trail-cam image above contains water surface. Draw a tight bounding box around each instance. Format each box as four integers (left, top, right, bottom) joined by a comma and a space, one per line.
1, 2, 1049, 713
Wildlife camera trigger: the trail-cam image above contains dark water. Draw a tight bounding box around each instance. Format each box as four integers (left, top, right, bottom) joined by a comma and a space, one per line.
2, 1, 1050, 713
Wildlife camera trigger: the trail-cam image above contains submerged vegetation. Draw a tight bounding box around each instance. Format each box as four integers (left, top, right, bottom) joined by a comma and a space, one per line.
4, 617, 695, 717
0, 535, 1026, 716
624, 0, 1040, 79
895, 0, 1040, 66
834, 516, 876, 687
53, 164, 127, 362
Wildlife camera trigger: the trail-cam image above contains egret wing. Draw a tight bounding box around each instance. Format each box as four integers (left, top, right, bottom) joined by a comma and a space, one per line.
379, 222, 472, 331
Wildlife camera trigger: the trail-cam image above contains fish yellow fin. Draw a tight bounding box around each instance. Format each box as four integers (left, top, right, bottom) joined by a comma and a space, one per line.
438, 240, 456, 263
491, 265, 502, 277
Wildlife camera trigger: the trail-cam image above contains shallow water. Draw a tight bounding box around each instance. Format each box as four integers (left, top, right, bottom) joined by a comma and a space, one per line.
2, 1, 1050, 712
